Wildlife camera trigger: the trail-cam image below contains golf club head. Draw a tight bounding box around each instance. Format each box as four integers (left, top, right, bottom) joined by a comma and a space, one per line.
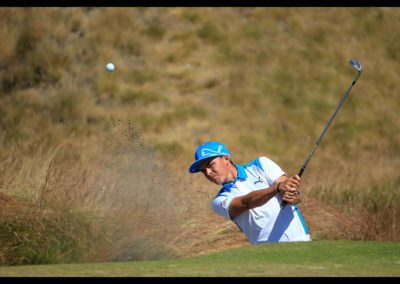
349, 59, 362, 72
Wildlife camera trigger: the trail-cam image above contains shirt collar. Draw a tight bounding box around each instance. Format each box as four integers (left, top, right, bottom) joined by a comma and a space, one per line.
222, 164, 247, 190
236, 164, 247, 179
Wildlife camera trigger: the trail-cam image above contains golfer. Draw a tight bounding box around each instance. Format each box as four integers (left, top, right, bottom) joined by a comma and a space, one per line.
189, 141, 311, 244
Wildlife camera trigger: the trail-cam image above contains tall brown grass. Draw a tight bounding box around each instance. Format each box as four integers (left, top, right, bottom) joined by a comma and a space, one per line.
0, 122, 203, 265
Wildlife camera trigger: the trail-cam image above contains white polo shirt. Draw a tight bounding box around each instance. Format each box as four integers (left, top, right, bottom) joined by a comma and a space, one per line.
212, 156, 311, 244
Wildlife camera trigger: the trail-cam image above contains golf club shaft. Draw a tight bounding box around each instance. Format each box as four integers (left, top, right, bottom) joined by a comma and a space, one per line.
280, 70, 362, 209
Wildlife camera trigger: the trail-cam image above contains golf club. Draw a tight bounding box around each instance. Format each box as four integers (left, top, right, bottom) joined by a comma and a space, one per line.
280, 59, 363, 209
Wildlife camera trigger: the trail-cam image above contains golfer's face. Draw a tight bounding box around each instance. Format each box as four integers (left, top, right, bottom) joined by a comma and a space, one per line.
199, 155, 229, 185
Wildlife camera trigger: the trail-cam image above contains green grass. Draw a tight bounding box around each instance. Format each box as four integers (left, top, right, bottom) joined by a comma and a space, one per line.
0, 240, 399, 277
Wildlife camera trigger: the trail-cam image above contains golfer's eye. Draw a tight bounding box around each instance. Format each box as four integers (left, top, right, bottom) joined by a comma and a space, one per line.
208, 161, 217, 170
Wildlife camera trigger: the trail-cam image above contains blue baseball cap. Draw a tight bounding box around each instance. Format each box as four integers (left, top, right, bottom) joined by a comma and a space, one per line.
189, 141, 231, 173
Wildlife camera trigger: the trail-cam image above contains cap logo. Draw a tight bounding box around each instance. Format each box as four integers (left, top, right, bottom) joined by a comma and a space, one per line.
201, 145, 224, 157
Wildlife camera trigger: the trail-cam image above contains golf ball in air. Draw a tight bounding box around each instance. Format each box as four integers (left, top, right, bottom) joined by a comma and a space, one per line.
106, 63, 115, 72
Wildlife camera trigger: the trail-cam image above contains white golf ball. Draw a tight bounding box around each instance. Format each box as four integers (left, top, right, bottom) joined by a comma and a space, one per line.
106, 62, 115, 72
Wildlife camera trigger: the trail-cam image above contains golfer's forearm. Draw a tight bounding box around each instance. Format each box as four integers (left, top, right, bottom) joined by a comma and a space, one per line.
241, 186, 277, 209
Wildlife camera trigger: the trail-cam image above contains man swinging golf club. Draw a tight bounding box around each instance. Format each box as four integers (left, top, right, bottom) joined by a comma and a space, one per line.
188, 59, 362, 244
189, 141, 311, 244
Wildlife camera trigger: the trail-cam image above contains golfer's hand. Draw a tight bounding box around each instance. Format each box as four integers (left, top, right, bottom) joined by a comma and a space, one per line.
282, 189, 302, 205
281, 175, 302, 205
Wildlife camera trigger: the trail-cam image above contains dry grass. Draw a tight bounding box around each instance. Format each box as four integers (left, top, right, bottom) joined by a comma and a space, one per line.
0, 7, 399, 265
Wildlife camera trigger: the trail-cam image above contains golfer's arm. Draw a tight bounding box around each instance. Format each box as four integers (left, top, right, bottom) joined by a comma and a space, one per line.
229, 176, 287, 219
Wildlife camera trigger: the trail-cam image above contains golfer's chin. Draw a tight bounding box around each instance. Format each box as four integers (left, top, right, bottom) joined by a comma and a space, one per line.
207, 176, 222, 185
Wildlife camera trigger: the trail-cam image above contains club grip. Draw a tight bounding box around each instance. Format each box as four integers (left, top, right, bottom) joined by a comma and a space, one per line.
280, 167, 305, 209
298, 167, 305, 177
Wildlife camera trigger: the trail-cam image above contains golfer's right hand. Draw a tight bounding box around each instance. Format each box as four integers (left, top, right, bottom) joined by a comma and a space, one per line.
280, 175, 301, 205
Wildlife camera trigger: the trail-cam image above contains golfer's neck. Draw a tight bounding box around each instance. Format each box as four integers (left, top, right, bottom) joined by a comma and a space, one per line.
225, 164, 238, 184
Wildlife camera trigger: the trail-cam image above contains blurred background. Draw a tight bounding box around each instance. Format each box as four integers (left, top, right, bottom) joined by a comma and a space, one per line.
0, 7, 399, 265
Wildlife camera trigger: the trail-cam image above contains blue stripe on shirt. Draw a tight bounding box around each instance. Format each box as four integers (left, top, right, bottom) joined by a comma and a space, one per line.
294, 205, 309, 235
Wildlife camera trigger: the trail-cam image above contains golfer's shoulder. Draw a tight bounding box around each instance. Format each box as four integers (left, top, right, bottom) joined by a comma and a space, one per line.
244, 156, 269, 170
250, 156, 280, 173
